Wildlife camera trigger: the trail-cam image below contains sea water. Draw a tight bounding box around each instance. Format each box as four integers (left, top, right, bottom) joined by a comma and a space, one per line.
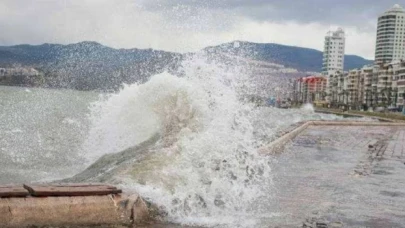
1, 55, 352, 227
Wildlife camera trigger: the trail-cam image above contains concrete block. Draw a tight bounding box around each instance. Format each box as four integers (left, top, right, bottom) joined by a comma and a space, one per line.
0, 193, 150, 227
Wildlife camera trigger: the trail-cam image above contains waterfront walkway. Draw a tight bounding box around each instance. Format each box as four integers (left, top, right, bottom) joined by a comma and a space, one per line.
315, 107, 405, 122
267, 124, 405, 227
2, 122, 405, 227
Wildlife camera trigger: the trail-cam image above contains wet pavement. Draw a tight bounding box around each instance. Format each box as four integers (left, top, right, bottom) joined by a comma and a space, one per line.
265, 125, 405, 227
138, 124, 405, 227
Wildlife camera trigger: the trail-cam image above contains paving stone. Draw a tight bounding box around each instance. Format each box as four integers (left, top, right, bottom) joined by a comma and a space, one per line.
268, 125, 405, 227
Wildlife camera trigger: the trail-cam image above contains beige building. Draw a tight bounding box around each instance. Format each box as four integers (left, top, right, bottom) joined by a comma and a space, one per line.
395, 62, 405, 107
327, 71, 348, 105
362, 66, 375, 106
325, 61, 405, 109
294, 76, 327, 103
347, 69, 363, 105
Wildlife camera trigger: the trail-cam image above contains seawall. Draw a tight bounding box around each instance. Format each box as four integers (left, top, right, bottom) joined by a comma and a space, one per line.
0, 184, 150, 227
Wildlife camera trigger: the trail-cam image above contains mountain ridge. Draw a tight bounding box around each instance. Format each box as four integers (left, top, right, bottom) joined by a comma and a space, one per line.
204, 41, 373, 72
0, 40, 373, 90
0, 41, 182, 90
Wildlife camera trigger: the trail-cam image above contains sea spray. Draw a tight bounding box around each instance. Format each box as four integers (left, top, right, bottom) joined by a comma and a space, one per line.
80, 55, 273, 226
78, 55, 357, 227
301, 103, 315, 113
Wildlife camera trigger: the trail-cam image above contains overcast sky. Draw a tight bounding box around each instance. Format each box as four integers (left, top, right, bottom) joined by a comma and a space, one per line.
1, 0, 404, 59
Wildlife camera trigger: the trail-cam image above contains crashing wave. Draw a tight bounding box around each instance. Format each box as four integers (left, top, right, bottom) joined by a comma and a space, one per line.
66, 55, 350, 227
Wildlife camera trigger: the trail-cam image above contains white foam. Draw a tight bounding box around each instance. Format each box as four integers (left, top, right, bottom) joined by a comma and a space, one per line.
62, 118, 81, 126
81, 55, 345, 227
80, 55, 275, 226
301, 103, 315, 113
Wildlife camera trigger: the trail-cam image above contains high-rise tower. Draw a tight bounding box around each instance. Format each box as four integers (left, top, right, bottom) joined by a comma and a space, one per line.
375, 4, 405, 64
322, 28, 345, 76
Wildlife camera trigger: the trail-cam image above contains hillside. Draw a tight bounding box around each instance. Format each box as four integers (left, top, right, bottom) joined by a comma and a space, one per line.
204, 41, 373, 72
0, 41, 373, 91
0, 42, 182, 90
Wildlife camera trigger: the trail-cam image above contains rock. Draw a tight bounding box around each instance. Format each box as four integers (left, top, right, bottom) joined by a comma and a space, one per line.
124, 193, 150, 224
214, 197, 225, 208
195, 194, 207, 208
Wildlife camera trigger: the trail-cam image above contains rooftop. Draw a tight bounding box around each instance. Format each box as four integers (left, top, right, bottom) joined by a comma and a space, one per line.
383, 4, 405, 14
326, 28, 345, 38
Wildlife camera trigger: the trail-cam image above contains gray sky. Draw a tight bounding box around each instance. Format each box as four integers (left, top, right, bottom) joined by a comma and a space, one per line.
1, 0, 404, 59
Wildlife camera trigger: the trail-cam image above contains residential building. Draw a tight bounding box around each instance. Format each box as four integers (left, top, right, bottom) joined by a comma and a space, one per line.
312, 4, 405, 111
376, 63, 394, 105
326, 70, 348, 105
328, 73, 339, 102
294, 76, 327, 103
326, 66, 373, 108
337, 72, 349, 104
347, 69, 361, 105
322, 28, 345, 76
362, 66, 374, 106
374, 61, 405, 108
395, 62, 405, 108
323, 62, 405, 108
375, 4, 405, 64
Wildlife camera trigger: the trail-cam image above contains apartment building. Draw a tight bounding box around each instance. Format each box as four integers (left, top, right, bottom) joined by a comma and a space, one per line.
322, 28, 346, 76
375, 4, 405, 64
394, 62, 405, 106
294, 76, 327, 103
362, 66, 375, 106
322, 61, 405, 109
293, 4, 405, 110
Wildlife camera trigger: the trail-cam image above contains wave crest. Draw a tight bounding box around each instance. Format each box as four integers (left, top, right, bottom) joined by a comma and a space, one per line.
80, 55, 274, 226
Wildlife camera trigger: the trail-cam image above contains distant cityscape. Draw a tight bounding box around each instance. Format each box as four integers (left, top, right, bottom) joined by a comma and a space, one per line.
292, 4, 405, 112
0, 67, 39, 77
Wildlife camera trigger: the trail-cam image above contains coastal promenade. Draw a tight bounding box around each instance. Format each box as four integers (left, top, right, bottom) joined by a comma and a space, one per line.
2, 120, 405, 227
265, 122, 405, 227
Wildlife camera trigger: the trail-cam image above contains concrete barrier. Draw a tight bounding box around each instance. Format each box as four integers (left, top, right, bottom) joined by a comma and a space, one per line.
0, 185, 150, 227
259, 120, 405, 155
258, 121, 311, 155
311, 120, 405, 126
315, 109, 405, 123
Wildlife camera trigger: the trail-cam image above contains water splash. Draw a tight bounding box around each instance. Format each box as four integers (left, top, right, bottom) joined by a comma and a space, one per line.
80, 55, 351, 227
79, 55, 275, 226
301, 103, 315, 113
